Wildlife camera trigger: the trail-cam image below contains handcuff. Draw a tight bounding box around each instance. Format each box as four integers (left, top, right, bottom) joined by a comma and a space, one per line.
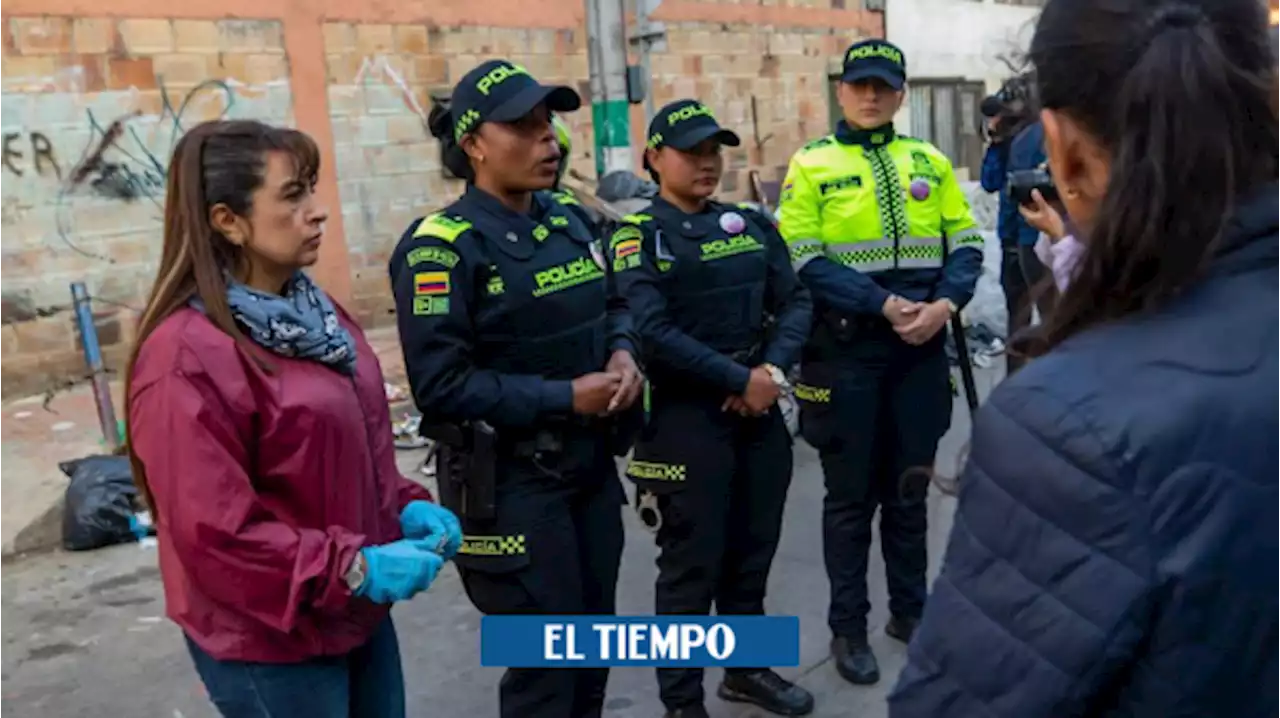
636, 490, 663, 534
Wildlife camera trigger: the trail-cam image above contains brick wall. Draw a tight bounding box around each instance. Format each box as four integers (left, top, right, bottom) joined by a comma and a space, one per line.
324, 23, 596, 327
0, 3, 881, 398
328, 21, 869, 327
1, 17, 292, 396
647, 25, 858, 195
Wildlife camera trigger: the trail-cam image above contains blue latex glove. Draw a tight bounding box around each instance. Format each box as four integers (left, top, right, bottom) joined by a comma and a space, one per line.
355, 539, 445, 604
400, 501, 462, 559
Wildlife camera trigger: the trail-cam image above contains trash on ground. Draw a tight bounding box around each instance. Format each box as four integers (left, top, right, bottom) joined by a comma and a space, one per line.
384, 382, 408, 403
392, 413, 430, 449
946, 322, 1006, 369
59, 455, 153, 551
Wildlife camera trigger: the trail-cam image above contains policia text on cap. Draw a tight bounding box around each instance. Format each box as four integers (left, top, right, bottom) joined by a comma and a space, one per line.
388, 59, 645, 718
612, 99, 816, 718
776, 39, 984, 686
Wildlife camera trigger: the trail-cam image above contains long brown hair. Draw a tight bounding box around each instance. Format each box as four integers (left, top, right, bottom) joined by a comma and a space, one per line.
124, 120, 320, 509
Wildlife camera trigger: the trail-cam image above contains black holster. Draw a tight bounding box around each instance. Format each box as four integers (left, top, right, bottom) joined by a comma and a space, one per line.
819, 308, 862, 344
421, 421, 498, 521
609, 403, 645, 457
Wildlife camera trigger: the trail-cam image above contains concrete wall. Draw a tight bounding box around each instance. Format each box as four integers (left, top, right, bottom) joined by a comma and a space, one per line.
887, 0, 1041, 133
0, 0, 882, 396
2, 17, 294, 393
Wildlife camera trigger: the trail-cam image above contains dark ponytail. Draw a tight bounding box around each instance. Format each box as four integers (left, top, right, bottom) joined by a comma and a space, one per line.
428, 100, 475, 182
1026, 0, 1277, 354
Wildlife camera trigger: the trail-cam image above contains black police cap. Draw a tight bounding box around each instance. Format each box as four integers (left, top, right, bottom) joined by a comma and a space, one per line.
841, 39, 907, 90
646, 99, 741, 152
450, 59, 581, 140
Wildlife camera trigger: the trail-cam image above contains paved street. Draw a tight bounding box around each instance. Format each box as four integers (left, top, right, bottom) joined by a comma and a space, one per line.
0, 359, 999, 718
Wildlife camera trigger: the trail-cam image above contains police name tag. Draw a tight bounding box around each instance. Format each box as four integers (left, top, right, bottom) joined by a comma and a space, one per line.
480, 615, 800, 667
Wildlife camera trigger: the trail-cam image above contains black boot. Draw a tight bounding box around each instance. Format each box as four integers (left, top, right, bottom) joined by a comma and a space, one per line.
662, 706, 710, 718
717, 669, 815, 716
831, 635, 880, 685
886, 615, 920, 644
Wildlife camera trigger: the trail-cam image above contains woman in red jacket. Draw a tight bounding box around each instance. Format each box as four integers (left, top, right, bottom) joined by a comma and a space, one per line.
126, 119, 461, 718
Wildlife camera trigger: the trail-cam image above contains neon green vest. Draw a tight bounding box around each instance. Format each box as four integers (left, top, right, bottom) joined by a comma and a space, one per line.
776, 134, 982, 274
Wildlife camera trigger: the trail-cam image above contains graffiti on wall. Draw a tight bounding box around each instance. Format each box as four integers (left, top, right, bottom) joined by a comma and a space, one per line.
354, 55, 428, 124
1, 68, 288, 263
64, 79, 240, 205
2, 132, 60, 179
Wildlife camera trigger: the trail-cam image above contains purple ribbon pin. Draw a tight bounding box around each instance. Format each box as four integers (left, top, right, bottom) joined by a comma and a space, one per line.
720, 212, 747, 234
909, 179, 931, 201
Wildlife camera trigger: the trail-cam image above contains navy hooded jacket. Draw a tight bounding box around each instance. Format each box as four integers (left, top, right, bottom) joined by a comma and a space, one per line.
889, 185, 1279, 717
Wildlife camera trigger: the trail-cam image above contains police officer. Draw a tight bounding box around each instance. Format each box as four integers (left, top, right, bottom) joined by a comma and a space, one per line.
612, 99, 815, 718
547, 114, 604, 230
776, 40, 983, 685
389, 59, 644, 718
552, 114, 574, 191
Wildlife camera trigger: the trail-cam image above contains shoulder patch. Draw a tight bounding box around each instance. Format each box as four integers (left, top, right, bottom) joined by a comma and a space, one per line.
411, 213, 473, 243
550, 191, 580, 206
609, 224, 645, 248
799, 136, 835, 154
897, 136, 946, 161
406, 245, 459, 269
609, 224, 645, 273
621, 213, 654, 225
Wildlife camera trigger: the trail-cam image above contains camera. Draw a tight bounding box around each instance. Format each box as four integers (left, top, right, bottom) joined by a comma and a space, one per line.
981, 73, 1035, 144
1007, 167, 1058, 207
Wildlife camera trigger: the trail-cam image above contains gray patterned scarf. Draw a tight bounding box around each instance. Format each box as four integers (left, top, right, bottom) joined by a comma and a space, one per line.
191, 272, 358, 375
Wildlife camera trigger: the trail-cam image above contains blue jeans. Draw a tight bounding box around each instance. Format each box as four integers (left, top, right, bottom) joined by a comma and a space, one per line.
185, 617, 406, 718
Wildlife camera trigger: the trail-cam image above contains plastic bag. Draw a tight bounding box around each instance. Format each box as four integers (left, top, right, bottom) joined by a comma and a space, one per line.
595, 171, 658, 203
59, 455, 142, 551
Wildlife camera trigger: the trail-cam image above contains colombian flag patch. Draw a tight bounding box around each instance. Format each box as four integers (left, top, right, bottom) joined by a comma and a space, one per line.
414, 271, 450, 296
614, 239, 641, 258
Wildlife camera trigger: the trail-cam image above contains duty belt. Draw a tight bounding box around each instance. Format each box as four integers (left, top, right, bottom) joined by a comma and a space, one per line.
508, 430, 564, 458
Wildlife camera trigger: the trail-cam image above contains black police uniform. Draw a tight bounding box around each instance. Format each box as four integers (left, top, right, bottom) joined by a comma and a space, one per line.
777, 41, 984, 686
611, 100, 815, 717
389, 60, 639, 718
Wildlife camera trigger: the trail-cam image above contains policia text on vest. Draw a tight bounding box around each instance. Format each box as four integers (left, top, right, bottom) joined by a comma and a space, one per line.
389, 57, 645, 716
777, 37, 984, 688
389, 165, 642, 718
610, 97, 818, 718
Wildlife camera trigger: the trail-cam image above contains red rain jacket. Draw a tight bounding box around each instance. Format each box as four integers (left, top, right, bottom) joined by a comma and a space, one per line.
129, 306, 431, 663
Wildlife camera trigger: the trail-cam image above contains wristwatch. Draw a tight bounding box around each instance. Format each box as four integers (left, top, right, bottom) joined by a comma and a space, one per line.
762, 363, 789, 389
343, 552, 368, 592
942, 298, 959, 314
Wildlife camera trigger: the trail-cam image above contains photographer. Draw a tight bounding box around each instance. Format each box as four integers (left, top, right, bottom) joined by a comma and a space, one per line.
1021, 189, 1083, 294
978, 75, 1046, 373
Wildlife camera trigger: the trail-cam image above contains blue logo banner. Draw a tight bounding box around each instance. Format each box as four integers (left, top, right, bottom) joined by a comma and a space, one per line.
480, 615, 801, 668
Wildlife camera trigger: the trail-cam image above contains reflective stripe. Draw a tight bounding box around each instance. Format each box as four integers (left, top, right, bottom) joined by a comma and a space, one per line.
898, 245, 943, 269
823, 236, 944, 272
949, 228, 985, 249
825, 239, 891, 272
788, 238, 825, 270
898, 235, 944, 269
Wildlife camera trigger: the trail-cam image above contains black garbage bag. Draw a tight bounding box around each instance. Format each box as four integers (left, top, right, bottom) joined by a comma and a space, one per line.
59, 455, 140, 551
595, 170, 658, 203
